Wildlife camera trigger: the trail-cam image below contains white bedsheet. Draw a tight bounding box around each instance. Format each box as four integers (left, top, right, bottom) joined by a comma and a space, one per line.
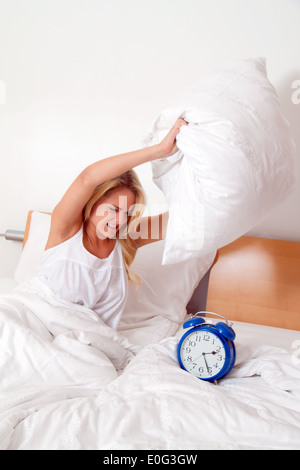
0, 277, 300, 450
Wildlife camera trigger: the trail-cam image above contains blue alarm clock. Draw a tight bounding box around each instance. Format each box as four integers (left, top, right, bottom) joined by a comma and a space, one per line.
177, 311, 236, 382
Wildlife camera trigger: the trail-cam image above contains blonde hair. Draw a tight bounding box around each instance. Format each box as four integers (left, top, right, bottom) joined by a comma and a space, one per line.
83, 170, 146, 286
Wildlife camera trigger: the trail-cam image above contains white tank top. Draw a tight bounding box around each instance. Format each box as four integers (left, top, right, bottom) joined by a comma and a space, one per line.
38, 225, 128, 328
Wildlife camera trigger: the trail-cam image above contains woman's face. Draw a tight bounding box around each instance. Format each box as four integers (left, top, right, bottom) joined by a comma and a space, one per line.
92, 187, 136, 240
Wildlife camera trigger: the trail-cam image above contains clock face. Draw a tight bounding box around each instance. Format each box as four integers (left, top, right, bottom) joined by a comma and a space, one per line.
179, 329, 226, 379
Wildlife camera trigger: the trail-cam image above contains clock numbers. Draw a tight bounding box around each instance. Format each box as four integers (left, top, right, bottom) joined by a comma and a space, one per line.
181, 329, 226, 379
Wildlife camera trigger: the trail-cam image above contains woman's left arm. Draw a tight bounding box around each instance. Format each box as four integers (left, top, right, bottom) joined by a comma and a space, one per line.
132, 211, 169, 248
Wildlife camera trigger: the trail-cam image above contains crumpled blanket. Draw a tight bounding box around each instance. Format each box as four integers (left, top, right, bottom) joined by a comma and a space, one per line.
229, 343, 300, 394
1, 279, 300, 450
0, 277, 135, 449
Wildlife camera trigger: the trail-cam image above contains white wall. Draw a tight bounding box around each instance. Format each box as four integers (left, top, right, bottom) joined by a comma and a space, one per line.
0, 0, 299, 277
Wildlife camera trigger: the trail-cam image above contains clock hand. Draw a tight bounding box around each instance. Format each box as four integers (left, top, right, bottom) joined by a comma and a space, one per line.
202, 353, 209, 373
190, 352, 206, 363
190, 351, 217, 363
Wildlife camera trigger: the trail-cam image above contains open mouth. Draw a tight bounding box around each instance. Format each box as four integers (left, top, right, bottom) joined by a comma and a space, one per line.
106, 223, 118, 231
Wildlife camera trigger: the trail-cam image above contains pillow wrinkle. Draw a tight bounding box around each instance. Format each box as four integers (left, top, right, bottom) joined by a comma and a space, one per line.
145, 58, 296, 265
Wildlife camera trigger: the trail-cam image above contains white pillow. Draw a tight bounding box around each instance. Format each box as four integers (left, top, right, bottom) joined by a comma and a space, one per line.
144, 58, 296, 265
14, 212, 215, 344
118, 240, 215, 345
14, 212, 51, 283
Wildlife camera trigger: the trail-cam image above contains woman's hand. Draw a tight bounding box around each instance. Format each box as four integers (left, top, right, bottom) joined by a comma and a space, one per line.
157, 118, 188, 158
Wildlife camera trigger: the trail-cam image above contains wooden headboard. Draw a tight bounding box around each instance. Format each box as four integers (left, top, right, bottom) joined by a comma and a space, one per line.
206, 236, 300, 330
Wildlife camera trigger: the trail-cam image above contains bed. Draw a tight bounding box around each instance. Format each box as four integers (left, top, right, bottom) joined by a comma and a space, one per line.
0, 211, 299, 450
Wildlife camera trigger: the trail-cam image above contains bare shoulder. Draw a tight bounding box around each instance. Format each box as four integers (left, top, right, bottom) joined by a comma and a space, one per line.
44, 170, 95, 250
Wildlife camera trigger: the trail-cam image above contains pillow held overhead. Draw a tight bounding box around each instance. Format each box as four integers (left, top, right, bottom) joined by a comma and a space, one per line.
144, 58, 296, 265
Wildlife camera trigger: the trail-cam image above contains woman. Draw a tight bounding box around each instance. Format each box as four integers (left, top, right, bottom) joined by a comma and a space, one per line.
38, 118, 187, 328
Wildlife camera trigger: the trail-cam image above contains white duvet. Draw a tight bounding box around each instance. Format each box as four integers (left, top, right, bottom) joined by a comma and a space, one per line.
1, 278, 300, 450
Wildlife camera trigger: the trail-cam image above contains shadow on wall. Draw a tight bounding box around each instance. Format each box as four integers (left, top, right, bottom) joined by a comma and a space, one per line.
276, 69, 300, 177
278, 71, 300, 158
277, 72, 300, 226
